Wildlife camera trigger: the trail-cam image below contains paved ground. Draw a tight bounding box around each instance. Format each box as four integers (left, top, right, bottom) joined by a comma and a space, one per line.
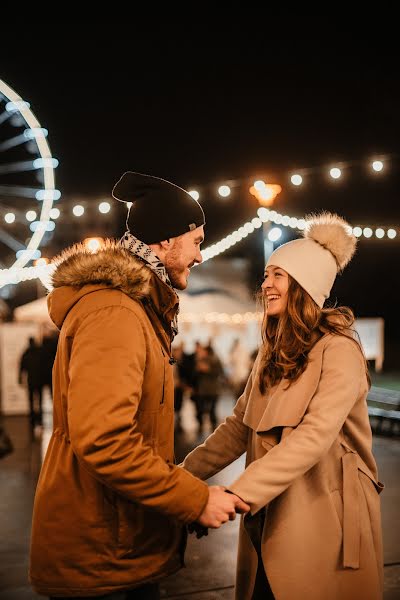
0, 388, 399, 599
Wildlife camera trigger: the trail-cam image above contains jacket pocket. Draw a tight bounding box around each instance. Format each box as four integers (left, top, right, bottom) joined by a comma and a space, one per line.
340, 441, 384, 494
116, 498, 144, 557
116, 499, 181, 560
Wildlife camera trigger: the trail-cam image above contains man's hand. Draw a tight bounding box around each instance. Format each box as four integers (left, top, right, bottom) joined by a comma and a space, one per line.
197, 486, 250, 528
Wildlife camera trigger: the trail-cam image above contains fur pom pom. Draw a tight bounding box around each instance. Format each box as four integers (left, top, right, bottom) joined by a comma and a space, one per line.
303, 212, 356, 270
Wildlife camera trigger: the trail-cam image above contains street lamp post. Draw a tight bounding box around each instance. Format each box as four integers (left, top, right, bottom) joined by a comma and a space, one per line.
263, 224, 274, 265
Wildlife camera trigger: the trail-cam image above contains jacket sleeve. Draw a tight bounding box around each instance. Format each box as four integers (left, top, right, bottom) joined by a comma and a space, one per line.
229, 336, 368, 514
67, 304, 208, 524
182, 357, 256, 480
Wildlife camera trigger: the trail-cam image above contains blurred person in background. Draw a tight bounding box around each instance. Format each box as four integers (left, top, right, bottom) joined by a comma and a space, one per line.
192, 343, 224, 431
228, 337, 251, 399
19, 337, 44, 429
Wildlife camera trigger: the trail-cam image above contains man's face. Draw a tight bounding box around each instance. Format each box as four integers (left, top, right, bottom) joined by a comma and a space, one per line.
164, 226, 204, 290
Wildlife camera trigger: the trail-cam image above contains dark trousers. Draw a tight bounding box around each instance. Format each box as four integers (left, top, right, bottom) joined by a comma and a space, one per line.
250, 509, 275, 600
193, 394, 218, 428
252, 561, 274, 599
49, 583, 160, 600
28, 386, 43, 426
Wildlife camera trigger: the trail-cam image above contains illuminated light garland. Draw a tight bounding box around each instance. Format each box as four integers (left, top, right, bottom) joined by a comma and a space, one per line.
201, 207, 398, 263
0, 205, 398, 287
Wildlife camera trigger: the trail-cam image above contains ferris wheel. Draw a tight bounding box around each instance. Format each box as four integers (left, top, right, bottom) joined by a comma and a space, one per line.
0, 77, 59, 288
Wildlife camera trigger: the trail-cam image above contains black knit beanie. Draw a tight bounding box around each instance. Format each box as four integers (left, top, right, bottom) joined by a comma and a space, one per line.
112, 171, 205, 244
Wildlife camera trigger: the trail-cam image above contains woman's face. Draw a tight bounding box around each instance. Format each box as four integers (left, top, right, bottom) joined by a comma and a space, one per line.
261, 265, 290, 317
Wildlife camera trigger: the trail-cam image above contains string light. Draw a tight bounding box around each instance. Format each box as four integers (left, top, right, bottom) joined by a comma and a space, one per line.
218, 185, 231, 197
329, 167, 342, 179
0, 154, 398, 287
290, 174, 303, 186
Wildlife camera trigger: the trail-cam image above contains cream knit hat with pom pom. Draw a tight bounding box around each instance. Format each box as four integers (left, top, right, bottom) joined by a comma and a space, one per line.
266, 212, 357, 308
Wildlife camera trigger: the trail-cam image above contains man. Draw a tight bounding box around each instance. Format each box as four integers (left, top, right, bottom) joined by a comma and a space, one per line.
19, 336, 44, 429
29, 172, 249, 600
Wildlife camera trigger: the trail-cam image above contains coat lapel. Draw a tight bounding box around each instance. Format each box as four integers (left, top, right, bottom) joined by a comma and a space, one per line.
243, 338, 327, 434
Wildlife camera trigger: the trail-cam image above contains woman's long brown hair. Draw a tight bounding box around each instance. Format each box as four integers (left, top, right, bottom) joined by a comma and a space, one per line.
258, 275, 369, 393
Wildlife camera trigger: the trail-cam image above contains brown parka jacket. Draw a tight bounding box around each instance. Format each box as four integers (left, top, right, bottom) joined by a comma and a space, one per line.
29, 242, 209, 597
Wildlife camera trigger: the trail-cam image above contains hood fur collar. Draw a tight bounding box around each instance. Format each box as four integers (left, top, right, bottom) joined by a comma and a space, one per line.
51, 239, 152, 301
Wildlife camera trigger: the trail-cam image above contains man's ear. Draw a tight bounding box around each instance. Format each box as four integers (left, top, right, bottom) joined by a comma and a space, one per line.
159, 238, 172, 250
149, 238, 172, 259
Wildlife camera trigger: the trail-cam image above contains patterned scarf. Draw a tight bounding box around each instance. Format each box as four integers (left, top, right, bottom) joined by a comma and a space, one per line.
120, 232, 179, 338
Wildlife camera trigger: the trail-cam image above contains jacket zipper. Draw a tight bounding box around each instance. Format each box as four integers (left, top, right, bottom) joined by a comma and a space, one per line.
160, 347, 165, 404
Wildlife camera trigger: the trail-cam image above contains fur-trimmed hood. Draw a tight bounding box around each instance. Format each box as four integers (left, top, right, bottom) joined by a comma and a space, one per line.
51, 240, 152, 296
47, 240, 177, 329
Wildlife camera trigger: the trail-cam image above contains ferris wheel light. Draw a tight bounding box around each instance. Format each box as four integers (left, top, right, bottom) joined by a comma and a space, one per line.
30, 221, 56, 232
30, 221, 45, 232
4, 212, 16, 224
16, 249, 41, 260
26, 210, 37, 222
36, 189, 61, 201
5, 100, 30, 112
33, 158, 59, 169
99, 201, 111, 214
24, 127, 48, 140
49, 207, 60, 219
73, 205, 85, 217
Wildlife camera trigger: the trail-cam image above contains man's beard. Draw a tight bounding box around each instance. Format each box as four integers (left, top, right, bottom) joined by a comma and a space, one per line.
164, 239, 186, 290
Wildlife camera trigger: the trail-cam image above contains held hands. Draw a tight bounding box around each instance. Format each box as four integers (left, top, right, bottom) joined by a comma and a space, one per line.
192, 486, 250, 535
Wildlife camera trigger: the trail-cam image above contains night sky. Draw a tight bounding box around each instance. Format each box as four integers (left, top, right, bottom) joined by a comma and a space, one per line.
1, 30, 400, 362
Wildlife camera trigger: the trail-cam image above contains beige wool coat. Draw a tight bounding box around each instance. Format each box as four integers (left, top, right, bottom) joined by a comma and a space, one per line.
183, 334, 384, 600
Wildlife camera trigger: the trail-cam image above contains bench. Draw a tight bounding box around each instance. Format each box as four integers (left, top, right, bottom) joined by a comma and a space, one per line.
367, 386, 400, 436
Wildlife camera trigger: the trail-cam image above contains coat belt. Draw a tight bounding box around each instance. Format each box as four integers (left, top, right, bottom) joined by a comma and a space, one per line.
342, 451, 360, 569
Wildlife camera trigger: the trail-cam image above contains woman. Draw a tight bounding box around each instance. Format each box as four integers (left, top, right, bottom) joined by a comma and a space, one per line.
183, 213, 383, 600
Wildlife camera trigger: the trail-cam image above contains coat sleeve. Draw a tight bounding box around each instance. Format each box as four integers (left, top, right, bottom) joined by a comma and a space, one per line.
182, 358, 256, 480
67, 304, 208, 524
229, 336, 368, 514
